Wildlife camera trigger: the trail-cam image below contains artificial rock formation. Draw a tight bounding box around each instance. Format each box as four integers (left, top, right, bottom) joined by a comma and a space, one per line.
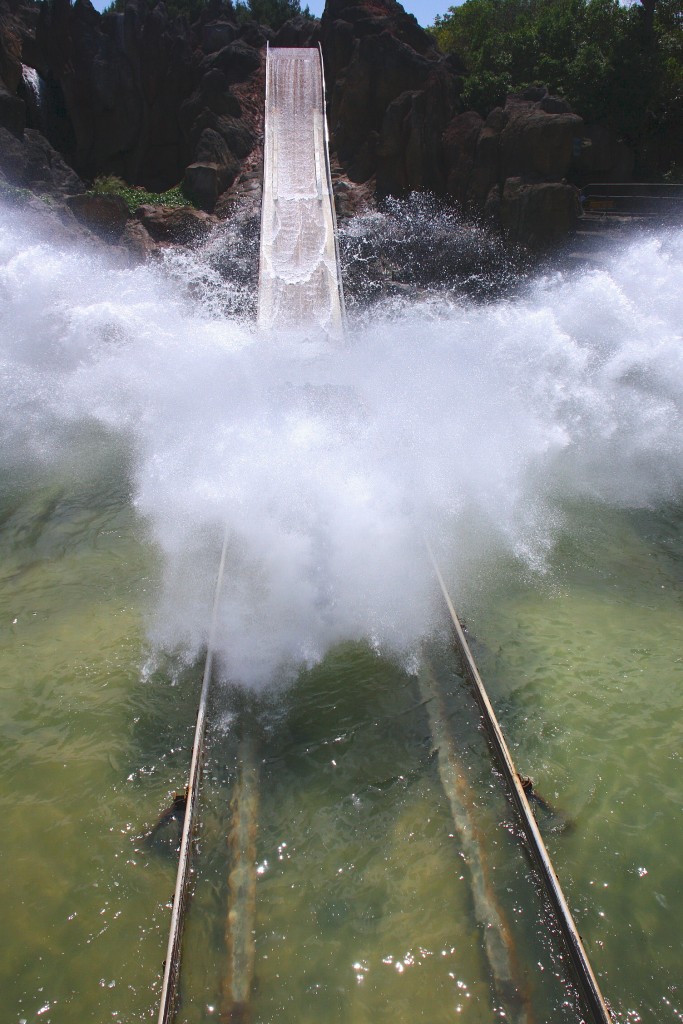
0, 0, 637, 251
1, 0, 265, 212
320, 0, 462, 194
0, 0, 28, 135
135, 202, 216, 242
441, 88, 585, 248
0, 122, 84, 194
318, 2, 595, 248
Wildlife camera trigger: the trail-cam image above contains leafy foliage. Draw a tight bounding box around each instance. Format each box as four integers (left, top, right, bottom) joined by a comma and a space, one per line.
431, 0, 683, 177
90, 175, 192, 213
103, 0, 210, 20
0, 181, 55, 207
0, 181, 35, 205
102, 0, 313, 28
234, 0, 313, 28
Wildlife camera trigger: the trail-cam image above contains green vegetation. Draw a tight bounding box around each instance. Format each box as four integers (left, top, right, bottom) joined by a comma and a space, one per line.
234, 0, 313, 28
0, 181, 55, 207
89, 176, 192, 213
431, 0, 683, 178
103, 0, 209, 20
102, 0, 313, 29
0, 181, 35, 205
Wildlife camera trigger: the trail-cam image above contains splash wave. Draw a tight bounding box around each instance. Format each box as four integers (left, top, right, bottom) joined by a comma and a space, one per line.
2, 202, 682, 684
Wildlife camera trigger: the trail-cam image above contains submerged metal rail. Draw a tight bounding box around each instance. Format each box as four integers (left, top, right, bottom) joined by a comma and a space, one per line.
426, 541, 614, 1024
157, 531, 229, 1024
222, 735, 260, 1023
418, 659, 532, 1024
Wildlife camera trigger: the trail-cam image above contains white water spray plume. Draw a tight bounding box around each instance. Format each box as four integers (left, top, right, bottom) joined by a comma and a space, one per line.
2, 202, 683, 686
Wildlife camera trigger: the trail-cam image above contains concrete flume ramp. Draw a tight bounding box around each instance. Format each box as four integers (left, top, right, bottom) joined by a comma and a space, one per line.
257, 45, 345, 336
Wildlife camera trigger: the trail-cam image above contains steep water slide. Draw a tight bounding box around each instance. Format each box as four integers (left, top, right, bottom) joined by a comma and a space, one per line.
158, 46, 613, 1024
257, 45, 345, 336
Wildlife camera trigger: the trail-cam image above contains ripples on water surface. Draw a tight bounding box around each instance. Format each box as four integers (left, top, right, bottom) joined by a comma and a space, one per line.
1, 201, 682, 1023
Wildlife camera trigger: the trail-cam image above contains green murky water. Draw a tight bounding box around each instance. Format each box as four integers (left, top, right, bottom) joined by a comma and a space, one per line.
2, 448, 682, 1024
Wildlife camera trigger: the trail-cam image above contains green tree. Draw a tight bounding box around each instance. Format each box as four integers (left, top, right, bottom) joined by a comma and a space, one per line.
103, 0, 313, 28
430, 0, 683, 177
103, 0, 211, 20
234, 0, 313, 27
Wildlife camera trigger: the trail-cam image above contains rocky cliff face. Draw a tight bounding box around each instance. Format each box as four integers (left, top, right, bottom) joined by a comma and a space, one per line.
0, 0, 635, 252
319, 0, 599, 247
442, 89, 586, 249
320, 0, 462, 195
0, 0, 29, 135
0, 0, 274, 212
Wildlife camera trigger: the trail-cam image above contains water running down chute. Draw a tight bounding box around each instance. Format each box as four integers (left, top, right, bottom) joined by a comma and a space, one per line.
258, 44, 345, 337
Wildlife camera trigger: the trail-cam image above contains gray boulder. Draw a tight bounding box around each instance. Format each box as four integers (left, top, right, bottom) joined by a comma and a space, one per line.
498, 177, 581, 250
0, 124, 83, 196
66, 192, 130, 240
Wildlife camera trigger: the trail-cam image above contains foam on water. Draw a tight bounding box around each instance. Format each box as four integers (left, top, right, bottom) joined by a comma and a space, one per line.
2, 202, 683, 686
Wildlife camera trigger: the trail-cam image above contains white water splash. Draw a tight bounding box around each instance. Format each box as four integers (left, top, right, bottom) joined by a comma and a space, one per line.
1, 203, 683, 685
